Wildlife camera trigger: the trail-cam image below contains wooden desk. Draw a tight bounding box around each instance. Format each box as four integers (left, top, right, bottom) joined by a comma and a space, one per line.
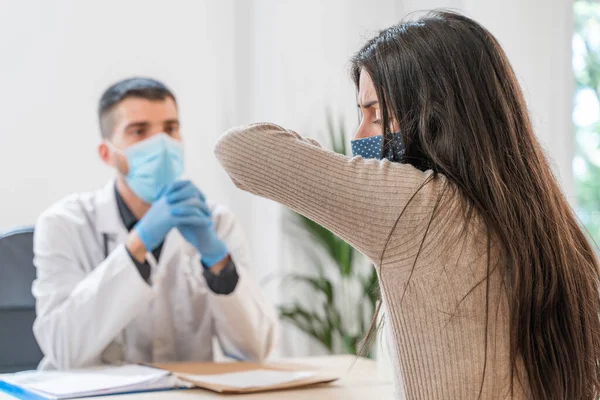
124, 355, 393, 399
0, 355, 394, 399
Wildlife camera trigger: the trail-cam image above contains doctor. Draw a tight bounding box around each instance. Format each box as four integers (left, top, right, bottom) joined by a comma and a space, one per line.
32, 77, 279, 369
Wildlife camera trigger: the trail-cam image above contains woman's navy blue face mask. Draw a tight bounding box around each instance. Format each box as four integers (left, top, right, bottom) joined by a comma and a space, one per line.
350, 132, 404, 162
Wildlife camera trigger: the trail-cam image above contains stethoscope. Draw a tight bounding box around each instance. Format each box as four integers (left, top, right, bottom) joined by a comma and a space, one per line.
103, 233, 110, 259
101, 231, 158, 281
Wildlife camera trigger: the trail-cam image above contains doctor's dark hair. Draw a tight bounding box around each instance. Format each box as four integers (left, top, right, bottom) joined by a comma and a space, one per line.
98, 77, 176, 138
352, 10, 600, 399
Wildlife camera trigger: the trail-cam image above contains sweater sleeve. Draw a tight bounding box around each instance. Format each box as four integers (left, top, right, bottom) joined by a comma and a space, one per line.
214, 122, 443, 263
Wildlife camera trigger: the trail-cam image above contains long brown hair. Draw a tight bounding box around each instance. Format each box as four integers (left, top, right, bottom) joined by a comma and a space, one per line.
352, 10, 600, 399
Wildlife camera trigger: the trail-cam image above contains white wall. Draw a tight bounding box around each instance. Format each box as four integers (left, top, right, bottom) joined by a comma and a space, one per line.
378, 0, 574, 199
0, 0, 281, 287
0, 0, 234, 226
0, 0, 574, 359
463, 0, 575, 201
399, 0, 575, 200
245, 0, 407, 356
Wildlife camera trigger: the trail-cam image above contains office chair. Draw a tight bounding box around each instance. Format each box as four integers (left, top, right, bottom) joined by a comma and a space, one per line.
0, 227, 43, 372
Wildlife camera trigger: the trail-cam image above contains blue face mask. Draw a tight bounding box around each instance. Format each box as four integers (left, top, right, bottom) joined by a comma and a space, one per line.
110, 133, 184, 203
350, 132, 404, 161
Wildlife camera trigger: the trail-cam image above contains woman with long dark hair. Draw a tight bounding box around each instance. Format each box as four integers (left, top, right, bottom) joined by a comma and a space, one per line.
215, 11, 600, 399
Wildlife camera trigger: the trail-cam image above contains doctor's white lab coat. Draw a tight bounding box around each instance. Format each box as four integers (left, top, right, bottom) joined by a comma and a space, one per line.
31, 181, 279, 370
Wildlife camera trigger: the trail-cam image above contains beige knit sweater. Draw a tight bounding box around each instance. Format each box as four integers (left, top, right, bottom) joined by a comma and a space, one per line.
215, 122, 530, 399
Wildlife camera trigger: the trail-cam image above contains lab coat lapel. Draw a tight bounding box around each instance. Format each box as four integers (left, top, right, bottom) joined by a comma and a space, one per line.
94, 179, 129, 246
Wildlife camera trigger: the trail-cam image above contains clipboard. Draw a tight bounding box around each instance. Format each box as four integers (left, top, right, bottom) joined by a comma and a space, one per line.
152, 361, 339, 394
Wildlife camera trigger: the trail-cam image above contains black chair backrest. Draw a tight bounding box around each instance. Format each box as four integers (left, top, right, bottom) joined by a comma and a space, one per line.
0, 227, 43, 372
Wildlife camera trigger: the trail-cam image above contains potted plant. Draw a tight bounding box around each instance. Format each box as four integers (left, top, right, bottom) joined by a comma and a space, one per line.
278, 114, 379, 356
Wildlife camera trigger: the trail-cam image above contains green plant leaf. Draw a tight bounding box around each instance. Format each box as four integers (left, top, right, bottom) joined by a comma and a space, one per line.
294, 214, 339, 256
279, 304, 334, 351
362, 268, 380, 308
287, 274, 334, 304
293, 213, 355, 277
341, 334, 360, 355
279, 110, 378, 357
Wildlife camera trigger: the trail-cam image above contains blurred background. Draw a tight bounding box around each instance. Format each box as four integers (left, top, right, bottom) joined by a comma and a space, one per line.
0, 0, 590, 365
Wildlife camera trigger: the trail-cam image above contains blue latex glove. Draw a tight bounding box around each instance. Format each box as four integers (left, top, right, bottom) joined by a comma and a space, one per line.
133, 184, 207, 252
164, 181, 229, 268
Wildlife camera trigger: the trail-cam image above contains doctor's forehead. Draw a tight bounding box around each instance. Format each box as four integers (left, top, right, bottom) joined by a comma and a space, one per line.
113, 97, 178, 122
103, 97, 179, 135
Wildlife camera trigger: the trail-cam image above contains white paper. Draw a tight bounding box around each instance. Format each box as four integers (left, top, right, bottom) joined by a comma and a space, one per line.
0, 365, 184, 399
180, 369, 315, 389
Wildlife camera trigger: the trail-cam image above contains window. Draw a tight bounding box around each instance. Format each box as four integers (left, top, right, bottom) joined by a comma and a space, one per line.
574, 1, 600, 244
